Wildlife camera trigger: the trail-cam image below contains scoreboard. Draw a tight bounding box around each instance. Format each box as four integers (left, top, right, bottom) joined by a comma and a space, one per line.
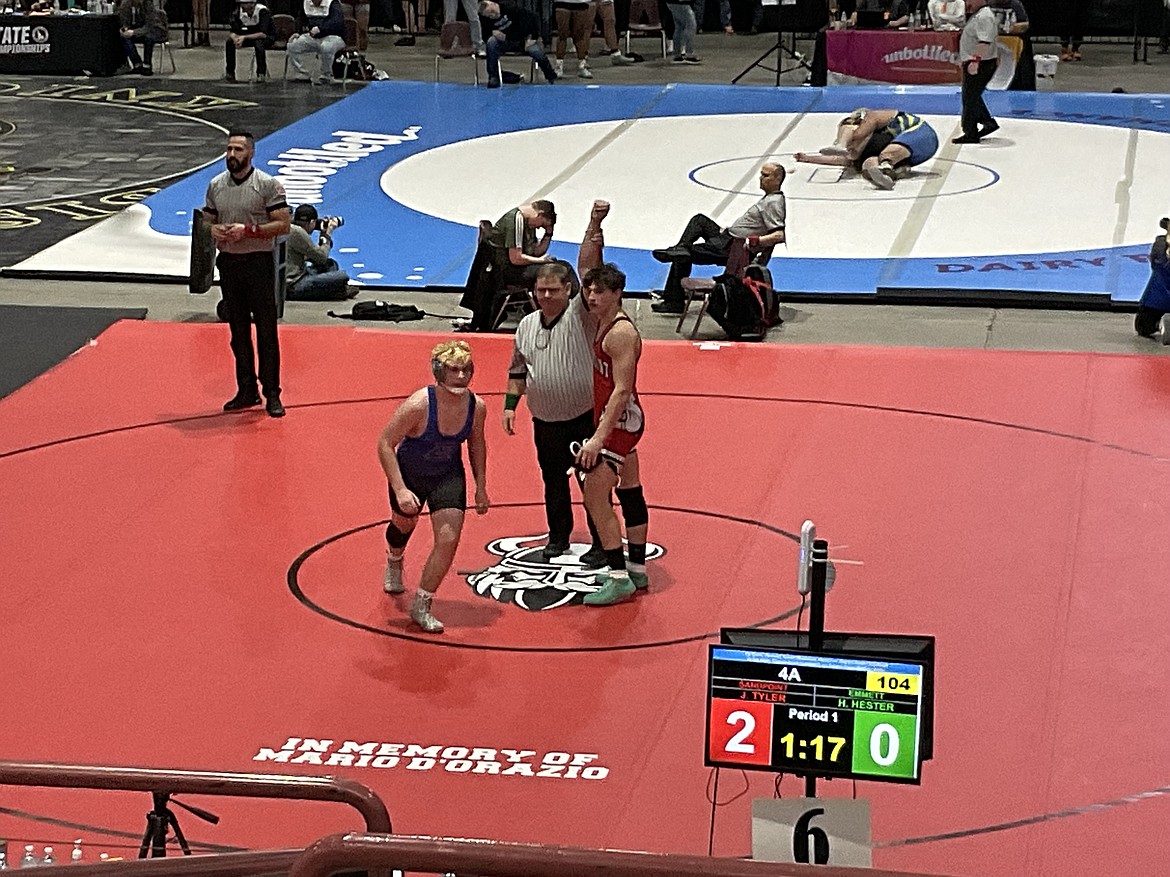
706, 645, 927, 783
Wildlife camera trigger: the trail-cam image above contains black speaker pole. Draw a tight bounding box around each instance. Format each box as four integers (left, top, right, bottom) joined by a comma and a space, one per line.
803, 537, 829, 798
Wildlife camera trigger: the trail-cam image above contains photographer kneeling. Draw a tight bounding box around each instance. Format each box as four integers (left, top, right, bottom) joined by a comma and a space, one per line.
287, 204, 357, 301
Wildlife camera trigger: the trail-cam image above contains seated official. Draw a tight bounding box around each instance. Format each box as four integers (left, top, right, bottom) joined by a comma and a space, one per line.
288, 0, 346, 84
117, 0, 167, 75
989, 0, 1028, 34
927, 0, 964, 28
225, 0, 275, 82
850, 0, 909, 28
650, 163, 785, 314
477, 1, 558, 88
286, 205, 356, 301
459, 199, 557, 332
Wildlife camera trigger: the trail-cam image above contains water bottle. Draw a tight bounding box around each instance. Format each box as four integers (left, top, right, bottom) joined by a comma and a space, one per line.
97, 855, 109, 864
70, 843, 82, 865
20, 847, 36, 869
39, 849, 53, 868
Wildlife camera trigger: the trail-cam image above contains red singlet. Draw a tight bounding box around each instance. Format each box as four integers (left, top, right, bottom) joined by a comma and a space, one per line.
593, 314, 645, 457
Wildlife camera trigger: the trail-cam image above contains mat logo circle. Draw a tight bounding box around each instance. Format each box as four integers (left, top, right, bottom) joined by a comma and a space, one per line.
466, 535, 665, 611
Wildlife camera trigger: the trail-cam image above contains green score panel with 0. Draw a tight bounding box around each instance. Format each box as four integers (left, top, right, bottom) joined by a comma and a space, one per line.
705, 646, 925, 783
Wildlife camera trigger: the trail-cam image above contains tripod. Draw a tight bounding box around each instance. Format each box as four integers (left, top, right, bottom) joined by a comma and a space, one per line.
732, 0, 811, 85
138, 791, 220, 858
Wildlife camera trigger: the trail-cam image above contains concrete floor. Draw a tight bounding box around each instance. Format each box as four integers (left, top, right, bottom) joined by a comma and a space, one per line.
1, 32, 1167, 353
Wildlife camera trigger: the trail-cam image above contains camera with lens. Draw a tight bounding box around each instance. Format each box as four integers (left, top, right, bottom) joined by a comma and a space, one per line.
318, 216, 345, 230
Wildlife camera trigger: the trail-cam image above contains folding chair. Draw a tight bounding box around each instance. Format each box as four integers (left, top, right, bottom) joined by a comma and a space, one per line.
156, 10, 178, 73
468, 220, 533, 331
274, 14, 298, 79
625, 0, 667, 59
435, 21, 479, 84
676, 239, 774, 338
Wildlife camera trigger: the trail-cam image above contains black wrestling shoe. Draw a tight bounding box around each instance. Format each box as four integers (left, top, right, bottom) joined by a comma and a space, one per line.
265, 395, 286, 418
652, 246, 690, 262
541, 541, 570, 561
223, 391, 261, 411
952, 133, 982, 145
578, 545, 608, 569
651, 300, 684, 314
979, 120, 1000, 137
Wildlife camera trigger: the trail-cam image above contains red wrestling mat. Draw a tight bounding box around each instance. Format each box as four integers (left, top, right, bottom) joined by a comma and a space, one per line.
2, 321, 1169, 876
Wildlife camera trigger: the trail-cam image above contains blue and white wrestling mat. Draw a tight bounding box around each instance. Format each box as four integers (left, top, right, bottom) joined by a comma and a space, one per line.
14, 82, 1170, 304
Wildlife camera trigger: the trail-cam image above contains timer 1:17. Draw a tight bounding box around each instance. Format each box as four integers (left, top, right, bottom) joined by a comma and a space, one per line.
779, 733, 847, 761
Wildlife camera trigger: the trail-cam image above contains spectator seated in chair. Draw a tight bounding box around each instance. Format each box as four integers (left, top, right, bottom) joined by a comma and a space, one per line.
477, 0, 559, 87
650, 163, 786, 314
286, 205, 358, 301
288, 0, 346, 83
225, 0, 276, 82
926, 0, 964, 28
117, 0, 167, 76
459, 199, 558, 331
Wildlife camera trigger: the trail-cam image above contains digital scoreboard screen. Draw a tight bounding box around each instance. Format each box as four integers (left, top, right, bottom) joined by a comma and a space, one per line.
706, 645, 926, 783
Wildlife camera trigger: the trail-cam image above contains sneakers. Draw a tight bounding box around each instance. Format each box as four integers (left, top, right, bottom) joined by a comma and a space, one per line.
682, 55, 702, 63
223, 73, 237, 82
610, 51, 635, 65
583, 574, 637, 606
650, 299, 684, 314
394, 34, 416, 46
578, 545, 608, 568
952, 133, 981, 145
383, 553, 405, 594
1161, 314, 1170, 345
671, 55, 687, 63
577, 60, 593, 78
223, 390, 261, 411
410, 591, 444, 633
265, 395, 285, 418
593, 569, 648, 590
256, 72, 269, 82
864, 162, 894, 190
554, 59, 564, 76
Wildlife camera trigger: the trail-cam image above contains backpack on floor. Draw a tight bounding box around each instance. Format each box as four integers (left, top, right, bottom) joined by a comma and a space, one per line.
328, 301, 425, 321
707, 265, 781, 341
332, 52, 378, 81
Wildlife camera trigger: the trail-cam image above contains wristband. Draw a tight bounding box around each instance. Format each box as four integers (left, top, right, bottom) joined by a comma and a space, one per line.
969, 55, 981, 63
747, 235, 761, 248
504, 393, 521, 411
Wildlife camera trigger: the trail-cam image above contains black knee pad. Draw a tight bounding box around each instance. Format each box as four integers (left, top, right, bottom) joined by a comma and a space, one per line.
385, 521, 413, 549
616, 486, 648, 528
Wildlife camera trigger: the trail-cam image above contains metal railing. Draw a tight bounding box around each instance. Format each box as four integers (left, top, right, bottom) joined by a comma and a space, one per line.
0, 761, 392, 836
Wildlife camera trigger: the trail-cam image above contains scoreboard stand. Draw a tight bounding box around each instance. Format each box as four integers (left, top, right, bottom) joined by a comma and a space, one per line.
705, 522, 935, 790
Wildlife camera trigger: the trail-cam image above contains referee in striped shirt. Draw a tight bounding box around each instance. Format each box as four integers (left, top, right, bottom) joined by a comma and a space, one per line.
503, 261, 604, 564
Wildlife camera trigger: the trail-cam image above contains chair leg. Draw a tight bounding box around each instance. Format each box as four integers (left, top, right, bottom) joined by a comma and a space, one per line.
675, 294, 693, 334
434, 55, 440, 82
472, 56, 478, 85
166, 43, 176, 73
690, 294, 711, 340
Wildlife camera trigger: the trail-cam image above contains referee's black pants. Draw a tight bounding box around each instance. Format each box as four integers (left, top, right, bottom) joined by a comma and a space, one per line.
960, 58, 998, 138
217, 251, 281, 398
533, 410, 600, 548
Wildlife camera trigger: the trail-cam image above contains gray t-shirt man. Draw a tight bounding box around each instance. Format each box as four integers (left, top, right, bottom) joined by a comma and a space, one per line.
727, 192, 787, 239
959, 5, 998, 60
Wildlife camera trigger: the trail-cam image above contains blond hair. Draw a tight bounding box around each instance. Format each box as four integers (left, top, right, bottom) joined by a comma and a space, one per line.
431, 340, 473, 368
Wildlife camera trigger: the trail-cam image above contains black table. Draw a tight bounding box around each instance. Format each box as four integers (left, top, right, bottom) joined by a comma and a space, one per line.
0, 13, 123, 76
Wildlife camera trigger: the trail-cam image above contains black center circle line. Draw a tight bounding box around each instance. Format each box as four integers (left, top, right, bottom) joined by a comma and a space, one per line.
1, 390, 1162, 464
287, 502, 820, 654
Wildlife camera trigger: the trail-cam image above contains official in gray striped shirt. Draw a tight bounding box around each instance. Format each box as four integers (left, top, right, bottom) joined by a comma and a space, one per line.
503, 261, 603, 563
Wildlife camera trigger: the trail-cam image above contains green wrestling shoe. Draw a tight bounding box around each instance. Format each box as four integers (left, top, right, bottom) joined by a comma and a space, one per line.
583, 574, 637, 606
593, 569, 648, 590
